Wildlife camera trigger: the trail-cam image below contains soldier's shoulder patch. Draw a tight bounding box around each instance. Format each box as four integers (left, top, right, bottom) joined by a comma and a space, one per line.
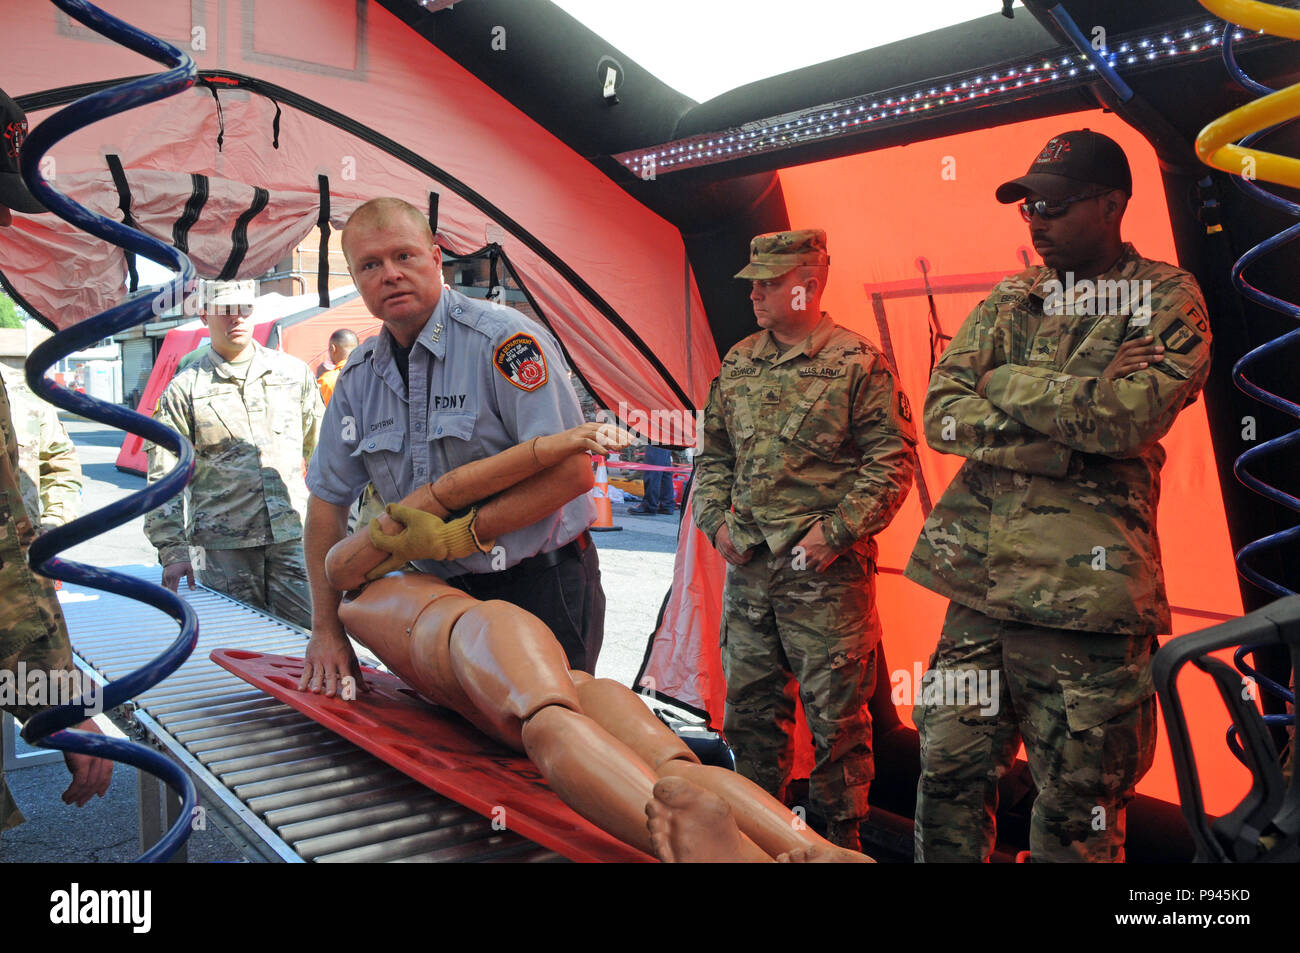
1159, 317, 1202, 355
493, 332, 549, 392
843, 340, 882, 361
897, 390, 913, 422
1185, 303, 1209, 334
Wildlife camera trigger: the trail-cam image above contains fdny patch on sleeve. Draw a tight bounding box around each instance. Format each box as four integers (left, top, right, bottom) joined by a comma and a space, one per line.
897, 391, 912, 422
493, 333, 549, 392
1185, 304, 1209, 333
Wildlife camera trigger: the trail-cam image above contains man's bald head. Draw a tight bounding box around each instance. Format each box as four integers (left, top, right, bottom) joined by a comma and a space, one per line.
330, 328, 359, 349
341, 197, 434, 268
328, 328, 359, 365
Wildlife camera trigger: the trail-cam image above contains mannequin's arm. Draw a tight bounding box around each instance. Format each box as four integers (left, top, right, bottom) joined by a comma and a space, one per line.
325, 422, 629, 589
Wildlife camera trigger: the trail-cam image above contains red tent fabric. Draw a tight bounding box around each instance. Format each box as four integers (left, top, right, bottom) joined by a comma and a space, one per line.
0, 0, 718, 428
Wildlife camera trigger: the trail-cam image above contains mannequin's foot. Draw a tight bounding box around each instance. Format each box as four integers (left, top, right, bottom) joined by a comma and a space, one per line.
645, 776, 772, 862
776, 843, 875, 863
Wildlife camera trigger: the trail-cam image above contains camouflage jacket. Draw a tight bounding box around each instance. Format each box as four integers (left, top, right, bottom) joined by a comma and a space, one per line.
693, 313, 916, 563
145, 344, 323, 566
0, 373, 71, 683
0, 363, 82, 531
905, 245, 1212, 635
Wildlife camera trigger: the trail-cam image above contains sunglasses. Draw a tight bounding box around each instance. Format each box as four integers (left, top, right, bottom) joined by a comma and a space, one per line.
1018, 189, 1112, 222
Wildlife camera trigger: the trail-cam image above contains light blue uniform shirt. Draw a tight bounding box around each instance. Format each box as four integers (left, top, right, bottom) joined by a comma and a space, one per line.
306, 286, 595, 576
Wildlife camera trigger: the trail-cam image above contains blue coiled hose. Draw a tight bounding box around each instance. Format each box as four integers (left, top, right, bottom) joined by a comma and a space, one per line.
16, 0, 201, 862
1217, 22, 1298, 759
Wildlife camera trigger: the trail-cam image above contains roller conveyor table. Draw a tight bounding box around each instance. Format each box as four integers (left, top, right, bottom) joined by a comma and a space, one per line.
58, 566, 562, 863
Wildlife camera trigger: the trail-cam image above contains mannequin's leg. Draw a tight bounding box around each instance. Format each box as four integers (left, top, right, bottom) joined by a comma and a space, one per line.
575, 676, 864, 859
645, 776, 773, 862
446, 601, 665, 853
645, 776, 873, 863
340, 574, 809, 860
338, 575, 658, 855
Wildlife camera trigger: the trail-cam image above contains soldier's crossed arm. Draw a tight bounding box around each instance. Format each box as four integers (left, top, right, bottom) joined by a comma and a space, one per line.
689, 377, 735, 544
924, 299, 1073, 477
981, 279, 1212, 459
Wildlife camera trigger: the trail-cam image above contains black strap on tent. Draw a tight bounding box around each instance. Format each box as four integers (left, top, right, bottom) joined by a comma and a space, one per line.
208, 85, 225, 152
428, 191, 439, 235
916, 257, 951, 375
105, 154, 139, 292
316, 174, 331, 308
216, 187, 269, 281
173, 173, 209, 253
269, 97, 282, 149
487, 245, 500, 302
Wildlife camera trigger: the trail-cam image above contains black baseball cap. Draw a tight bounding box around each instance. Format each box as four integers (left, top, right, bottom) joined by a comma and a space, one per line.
995, 129, 1132, 204
0, 87, 48, 215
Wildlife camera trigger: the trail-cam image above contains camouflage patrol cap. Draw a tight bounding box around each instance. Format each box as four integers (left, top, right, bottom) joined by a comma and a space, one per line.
200, 279, 257, 309
734, 229, 830, 280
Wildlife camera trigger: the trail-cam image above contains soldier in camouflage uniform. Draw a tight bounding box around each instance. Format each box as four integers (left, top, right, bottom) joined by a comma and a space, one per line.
906, 130, 1213, 862
0, 362, 82, 532
1, 86, 112, 837
693, 229, 916, 850
145, 280, 324, 630
0, 376, 113, 837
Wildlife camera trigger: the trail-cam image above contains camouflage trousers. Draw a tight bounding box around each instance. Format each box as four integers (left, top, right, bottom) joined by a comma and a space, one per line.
913, 601, 1157, 863
1, 631, 75, 836
721, 545, 879, 823
197, 541, 313, 631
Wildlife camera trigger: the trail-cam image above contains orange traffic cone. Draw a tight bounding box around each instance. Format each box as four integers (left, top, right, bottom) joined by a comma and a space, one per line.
589, 455, 622, 532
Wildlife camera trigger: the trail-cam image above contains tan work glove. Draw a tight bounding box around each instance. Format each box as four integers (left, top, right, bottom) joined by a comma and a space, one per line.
365, 504, 492, 580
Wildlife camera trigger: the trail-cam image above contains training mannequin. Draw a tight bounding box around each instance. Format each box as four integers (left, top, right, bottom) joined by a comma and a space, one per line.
310, 422, 868, 861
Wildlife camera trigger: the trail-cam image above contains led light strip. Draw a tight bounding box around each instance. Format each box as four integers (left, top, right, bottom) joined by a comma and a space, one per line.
614, 14, 1290, 177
